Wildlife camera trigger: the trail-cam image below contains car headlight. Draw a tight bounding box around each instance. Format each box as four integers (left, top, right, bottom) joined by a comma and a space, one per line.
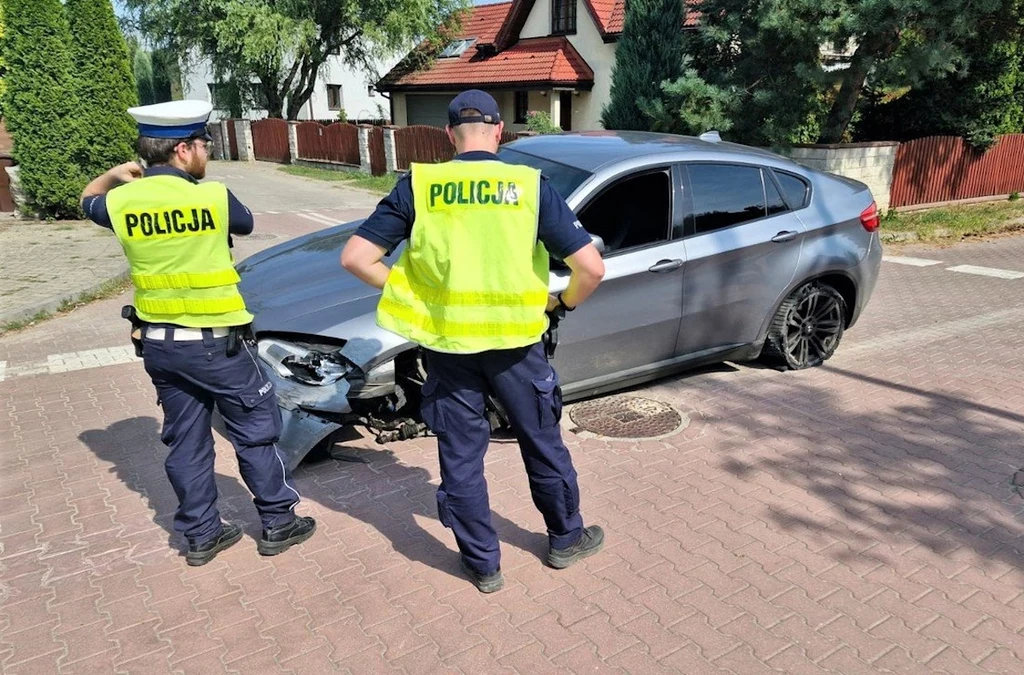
363, 359, 395, 387
257, 337, 354, 386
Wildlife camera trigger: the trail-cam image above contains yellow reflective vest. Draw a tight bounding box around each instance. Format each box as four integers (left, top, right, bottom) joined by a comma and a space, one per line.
376, 160, 549, 354
106, 174, 253, 328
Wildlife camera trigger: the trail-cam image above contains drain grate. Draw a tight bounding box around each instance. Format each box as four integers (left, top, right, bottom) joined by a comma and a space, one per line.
568, 395, 686, 439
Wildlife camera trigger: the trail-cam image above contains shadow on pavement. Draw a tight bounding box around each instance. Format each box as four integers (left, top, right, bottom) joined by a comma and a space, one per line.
79, 416, 259, 556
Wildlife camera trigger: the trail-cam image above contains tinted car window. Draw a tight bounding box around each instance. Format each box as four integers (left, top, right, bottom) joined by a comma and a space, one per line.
578, 170, 671, 253
773, 170, 810, 209
688, 164, 767, 234
496, 148, 592, 199
764, 170, 789, 217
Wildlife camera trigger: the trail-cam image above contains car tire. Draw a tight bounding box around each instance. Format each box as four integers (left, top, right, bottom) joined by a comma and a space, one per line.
762, 282, 847, 370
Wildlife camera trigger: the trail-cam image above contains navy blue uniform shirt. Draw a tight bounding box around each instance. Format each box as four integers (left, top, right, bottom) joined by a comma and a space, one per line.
355, 151, 590, 259
81, 165, 254, 238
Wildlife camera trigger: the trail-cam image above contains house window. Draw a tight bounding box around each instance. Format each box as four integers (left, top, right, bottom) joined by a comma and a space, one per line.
439, 38, 475, 58
326, 85, 343, 111
514, 91, 529, 124
552, 0, 576, 35
208, 83, 228, 110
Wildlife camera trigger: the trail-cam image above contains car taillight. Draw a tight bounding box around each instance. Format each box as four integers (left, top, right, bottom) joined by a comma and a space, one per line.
860, 202, 880, 232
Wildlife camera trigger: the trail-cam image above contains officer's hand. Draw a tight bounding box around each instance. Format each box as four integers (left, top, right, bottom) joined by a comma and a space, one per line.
110, 161, 144, 184
546, 294, 560, 313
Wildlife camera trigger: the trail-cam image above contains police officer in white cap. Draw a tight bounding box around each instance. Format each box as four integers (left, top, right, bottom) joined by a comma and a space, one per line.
81, 100, 317, 566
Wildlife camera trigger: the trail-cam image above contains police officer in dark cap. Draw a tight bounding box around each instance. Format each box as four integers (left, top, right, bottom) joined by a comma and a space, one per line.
341, 90, 606, 592
80, 100, 316, 566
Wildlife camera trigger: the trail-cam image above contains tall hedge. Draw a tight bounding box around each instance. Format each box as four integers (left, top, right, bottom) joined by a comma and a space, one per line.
2, 0, 83, 218
66, 0, 138, 181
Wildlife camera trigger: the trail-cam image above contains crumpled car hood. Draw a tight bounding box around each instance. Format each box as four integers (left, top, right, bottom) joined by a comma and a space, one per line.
236, 221, 396, 339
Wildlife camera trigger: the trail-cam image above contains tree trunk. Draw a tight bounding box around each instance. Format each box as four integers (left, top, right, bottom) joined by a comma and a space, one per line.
819, 33, 898, 144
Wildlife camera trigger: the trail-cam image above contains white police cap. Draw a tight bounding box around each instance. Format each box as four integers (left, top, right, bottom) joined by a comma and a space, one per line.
127, 99, 214, 140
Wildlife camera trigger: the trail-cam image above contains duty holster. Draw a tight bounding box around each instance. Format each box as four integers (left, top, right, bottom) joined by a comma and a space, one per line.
542, 307, 566, 360
121, 305, 144, 357
226, 324, 255, 357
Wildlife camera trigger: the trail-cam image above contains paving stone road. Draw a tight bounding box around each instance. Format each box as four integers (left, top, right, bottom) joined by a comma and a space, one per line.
1, 161, 1023, 674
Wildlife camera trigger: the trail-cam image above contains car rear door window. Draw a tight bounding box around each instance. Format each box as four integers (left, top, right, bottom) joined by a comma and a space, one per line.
687, 164, 771, 234
764, 170, 789, 217
772, 169, 811, 210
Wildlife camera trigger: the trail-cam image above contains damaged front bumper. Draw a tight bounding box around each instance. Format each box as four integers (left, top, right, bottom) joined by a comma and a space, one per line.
257, 338, 355, 470
255, 336, 428, 470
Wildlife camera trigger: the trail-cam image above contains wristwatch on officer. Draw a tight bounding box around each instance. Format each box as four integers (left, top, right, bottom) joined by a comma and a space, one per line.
556, 292, 575, 312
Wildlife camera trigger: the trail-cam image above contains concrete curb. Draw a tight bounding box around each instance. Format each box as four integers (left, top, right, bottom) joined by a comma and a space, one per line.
0, 265, 130, 328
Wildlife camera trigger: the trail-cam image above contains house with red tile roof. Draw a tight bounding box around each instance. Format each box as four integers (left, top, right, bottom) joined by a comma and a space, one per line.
377, 0, 698, 132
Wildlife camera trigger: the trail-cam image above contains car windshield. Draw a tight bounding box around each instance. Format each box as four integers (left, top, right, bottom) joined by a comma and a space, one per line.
496, 148, 592, 200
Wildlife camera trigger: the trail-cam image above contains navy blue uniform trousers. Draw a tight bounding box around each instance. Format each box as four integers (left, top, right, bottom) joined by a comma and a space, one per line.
421, 342, 584, 575
142, 328, 300, 546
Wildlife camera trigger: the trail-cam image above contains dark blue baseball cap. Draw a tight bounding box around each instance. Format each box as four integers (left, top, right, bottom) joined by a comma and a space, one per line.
448, 89, 502, 126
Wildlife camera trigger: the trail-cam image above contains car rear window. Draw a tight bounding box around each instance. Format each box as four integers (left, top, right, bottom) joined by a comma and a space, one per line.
772, 169, 811, 209
496, 148, 592, 200
688, 164, 769, 233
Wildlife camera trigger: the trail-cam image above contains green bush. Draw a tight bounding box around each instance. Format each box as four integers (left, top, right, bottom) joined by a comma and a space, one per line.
2, 0, 84, 218
66, 0, 139, 181
525, 111, 561, 134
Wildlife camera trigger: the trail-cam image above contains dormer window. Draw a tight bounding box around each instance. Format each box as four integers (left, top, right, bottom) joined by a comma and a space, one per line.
552, 0, 576, 35
439, 38, 476, 58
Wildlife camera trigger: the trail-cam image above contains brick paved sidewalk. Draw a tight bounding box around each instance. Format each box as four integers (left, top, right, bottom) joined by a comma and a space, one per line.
0, 218, 127, 326
3, 219, 1024, 671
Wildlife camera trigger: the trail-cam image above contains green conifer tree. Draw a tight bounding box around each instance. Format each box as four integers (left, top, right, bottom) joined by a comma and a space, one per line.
66, 0, 139, 180
600, 0, 686, 131
3, 0, 84, 217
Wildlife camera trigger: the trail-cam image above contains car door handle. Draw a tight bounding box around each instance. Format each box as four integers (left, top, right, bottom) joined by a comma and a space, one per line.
648, 259, 684, 273
771, 231, 798, 243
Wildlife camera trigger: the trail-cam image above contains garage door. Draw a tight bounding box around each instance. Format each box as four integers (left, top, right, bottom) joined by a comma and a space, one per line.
406, 94, 453, 127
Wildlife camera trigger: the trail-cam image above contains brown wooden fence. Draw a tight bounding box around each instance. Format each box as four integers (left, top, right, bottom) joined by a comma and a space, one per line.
0, 155, 15, 212
295, 121, 360, 165
395, 126, 453, 170
368, 126, 386, 176
393, 126, 526, 171
251, 118, 290, 163
889, 134, 1024, 208
226, 120, 239, 160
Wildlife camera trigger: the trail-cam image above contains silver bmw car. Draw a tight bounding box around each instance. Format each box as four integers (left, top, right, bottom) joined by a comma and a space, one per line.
236, 131, 882, 469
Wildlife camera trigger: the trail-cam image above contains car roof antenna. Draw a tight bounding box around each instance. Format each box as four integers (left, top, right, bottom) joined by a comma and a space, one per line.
699, 130, 722, 143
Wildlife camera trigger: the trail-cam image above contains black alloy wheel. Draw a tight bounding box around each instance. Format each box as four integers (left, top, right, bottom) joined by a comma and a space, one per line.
763, 282, 847, 370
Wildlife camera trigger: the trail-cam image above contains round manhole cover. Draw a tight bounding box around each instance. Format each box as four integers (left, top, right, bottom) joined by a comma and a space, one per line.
568, 395, 687, 439
245, 233, 279, 241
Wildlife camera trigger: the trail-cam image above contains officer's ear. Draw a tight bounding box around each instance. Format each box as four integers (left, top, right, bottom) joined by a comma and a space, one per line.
445, 124, 457, 147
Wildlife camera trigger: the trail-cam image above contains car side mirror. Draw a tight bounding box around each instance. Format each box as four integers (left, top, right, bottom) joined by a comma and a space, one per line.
590, 234, 606, 255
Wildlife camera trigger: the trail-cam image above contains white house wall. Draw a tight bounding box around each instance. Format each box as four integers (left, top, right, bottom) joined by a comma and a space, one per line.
181, 52, 401, 122
519, 0, 616, 131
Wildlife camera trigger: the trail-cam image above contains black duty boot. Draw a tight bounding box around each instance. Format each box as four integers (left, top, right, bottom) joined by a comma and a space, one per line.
460, 558, 504, 593
545, 525, 605, 569
257, 516, 317, 556
186, 522, 243, 567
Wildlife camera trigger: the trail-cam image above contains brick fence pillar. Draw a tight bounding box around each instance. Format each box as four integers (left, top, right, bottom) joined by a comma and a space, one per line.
357, 125, 371, 174
383, 127, 398, 173
235, 119, 254, 162
220, 120, 231, 159
288, 121, 300, 162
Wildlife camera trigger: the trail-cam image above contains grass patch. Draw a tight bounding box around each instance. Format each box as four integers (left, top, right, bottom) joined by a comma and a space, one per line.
279, 165, 397, 194
1, 309, 53, 334
883, 198, 1024, 242
0, 275, 132, 335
